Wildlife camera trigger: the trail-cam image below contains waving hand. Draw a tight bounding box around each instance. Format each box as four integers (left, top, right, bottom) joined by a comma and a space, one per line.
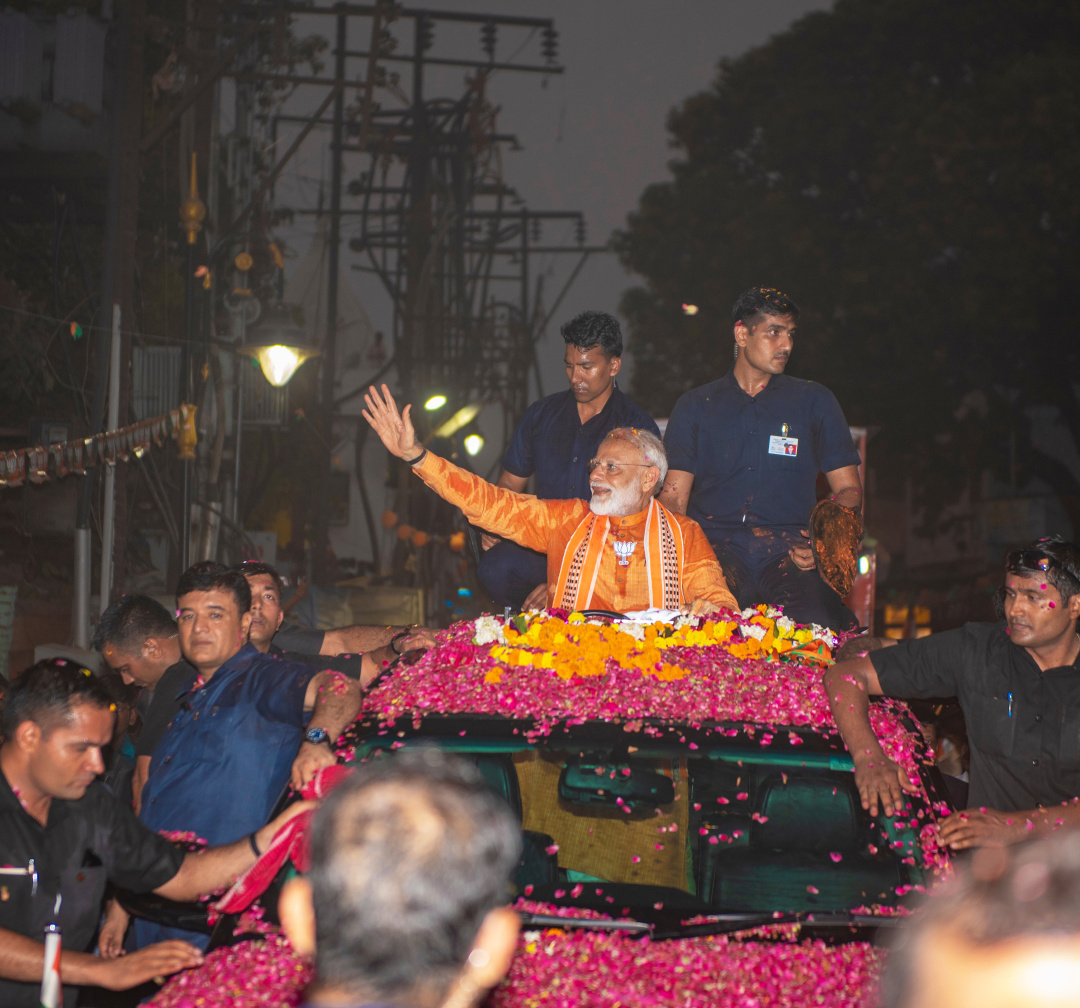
362, 384, 422, 460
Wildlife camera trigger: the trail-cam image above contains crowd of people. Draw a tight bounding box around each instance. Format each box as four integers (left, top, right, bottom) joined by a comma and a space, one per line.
2, 284, 1080, 1006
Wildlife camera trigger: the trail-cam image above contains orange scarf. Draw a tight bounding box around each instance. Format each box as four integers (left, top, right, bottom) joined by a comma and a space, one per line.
553, 498, 685, 611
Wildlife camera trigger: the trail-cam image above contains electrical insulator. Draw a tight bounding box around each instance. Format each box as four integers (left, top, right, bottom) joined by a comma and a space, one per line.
481, 21, 496, 59
346, 179, 364, 197
416, 15, 434, 53
574, 217, 586, 246
541, 26, 558, 63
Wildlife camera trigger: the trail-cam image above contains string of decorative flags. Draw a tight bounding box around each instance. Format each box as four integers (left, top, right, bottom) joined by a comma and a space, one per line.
0, 404, 197, 489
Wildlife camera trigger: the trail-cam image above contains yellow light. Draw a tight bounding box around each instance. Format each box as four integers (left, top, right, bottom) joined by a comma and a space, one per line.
463, 433, 484, 456
858, 555, 870, 575
251, 345, 317, 387
682, 303, 699, 315
424, 394, 448, 410
433, 402, 483, 439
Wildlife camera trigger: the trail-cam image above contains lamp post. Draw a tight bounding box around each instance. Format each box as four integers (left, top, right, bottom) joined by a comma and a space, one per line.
237, 304, 320, 387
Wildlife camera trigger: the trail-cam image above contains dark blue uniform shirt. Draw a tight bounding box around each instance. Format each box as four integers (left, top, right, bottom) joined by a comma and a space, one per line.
502, 385, 659, 500
663, 370, 860, 539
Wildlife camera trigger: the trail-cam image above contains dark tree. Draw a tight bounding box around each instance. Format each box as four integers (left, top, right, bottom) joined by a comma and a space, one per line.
615, 0, 1080, 527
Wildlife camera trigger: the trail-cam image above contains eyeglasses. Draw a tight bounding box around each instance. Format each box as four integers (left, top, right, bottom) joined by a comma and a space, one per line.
1006, 549, 1080, 584
587, 459, 656, 476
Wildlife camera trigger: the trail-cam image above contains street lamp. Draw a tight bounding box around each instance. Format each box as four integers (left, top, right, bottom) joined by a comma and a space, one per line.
238, 304, 320, 387
463, 433, 484, 456
424, 394, 448, 410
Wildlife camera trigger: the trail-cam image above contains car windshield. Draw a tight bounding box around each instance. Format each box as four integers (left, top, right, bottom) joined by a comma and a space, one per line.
348, 718, 935, 921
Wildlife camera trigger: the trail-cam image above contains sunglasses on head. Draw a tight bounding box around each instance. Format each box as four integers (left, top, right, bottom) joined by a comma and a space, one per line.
1006, 549, 1080, 585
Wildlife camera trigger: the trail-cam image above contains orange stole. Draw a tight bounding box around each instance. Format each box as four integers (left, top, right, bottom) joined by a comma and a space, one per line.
553, 498, 685, 611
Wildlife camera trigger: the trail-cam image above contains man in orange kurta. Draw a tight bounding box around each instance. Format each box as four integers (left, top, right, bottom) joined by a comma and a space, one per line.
363, 385, 737, 615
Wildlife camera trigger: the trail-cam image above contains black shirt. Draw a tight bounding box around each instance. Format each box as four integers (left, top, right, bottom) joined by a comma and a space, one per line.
663, 370, 860, 538
275, 622, 326, 654
0, 771, 184, 1008
135, 659, 198, 760
502, 386, 660, 501
871, 622, 1080, 812
270, 644, 366, 680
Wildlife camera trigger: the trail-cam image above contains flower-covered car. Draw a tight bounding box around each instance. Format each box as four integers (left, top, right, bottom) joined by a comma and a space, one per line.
150, 608, 954, 1008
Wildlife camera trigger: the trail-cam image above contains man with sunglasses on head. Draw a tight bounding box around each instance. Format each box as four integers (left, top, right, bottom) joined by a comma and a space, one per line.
363, 383, 737, 616
823, 535, 1080, 850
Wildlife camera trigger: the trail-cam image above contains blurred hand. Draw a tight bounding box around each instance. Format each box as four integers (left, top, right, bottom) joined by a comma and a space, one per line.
97, 899, 130, 959
853, 753, 918, 817
679, 598, 722, 618
291, 743, 337, 790
398, 627, 439, 652
788, 529, 816, 571
522, 583, 548, 611
93, 941, 203, 990
481, 533, 499, 551
938, 808, 1028, 850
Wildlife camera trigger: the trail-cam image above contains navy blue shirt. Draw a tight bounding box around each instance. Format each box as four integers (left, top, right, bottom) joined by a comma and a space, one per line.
140, 644, 316, 847
502, 386, 660, 500
664, 370, 860, 538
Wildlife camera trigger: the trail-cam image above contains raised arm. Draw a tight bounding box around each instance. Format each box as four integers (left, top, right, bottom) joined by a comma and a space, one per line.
362, 384, 576, 553
822, 654, 917, 816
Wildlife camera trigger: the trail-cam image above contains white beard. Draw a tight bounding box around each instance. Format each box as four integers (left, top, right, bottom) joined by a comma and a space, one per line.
589, 481, 642, 517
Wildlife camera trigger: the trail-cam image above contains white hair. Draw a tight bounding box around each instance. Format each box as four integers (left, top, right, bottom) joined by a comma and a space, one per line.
604, 426, 668, 492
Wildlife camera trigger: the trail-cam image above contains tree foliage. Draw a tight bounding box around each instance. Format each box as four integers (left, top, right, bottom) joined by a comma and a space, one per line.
615, 0, 1080, 525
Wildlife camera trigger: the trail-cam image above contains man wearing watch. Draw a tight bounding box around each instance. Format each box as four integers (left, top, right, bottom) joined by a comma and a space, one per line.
132, 562, 361, 952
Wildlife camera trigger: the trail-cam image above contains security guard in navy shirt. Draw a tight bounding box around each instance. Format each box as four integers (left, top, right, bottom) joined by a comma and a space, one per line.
0, 659, 309, 1008
479, 310, 659, 611
660, 287, 862, 629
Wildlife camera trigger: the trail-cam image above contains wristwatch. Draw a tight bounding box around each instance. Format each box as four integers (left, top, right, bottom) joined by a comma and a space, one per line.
390, 629, 413, 655
304, 726, 331, 747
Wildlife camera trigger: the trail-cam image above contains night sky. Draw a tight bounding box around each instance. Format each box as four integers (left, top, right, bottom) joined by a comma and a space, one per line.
270, 1, 832, 469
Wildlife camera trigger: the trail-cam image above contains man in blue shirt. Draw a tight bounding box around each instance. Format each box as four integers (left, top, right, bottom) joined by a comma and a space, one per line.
659, 287, 863, 630
133, 562, 361, 950
479, 310, 659, 611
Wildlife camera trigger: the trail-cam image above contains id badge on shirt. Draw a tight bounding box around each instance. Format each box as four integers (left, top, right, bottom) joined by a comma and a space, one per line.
768, 435, 799, 457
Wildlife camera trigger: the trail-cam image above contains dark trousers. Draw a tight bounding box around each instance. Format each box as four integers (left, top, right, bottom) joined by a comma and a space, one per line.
710, 530, 857, 631
478, 539, 548, 612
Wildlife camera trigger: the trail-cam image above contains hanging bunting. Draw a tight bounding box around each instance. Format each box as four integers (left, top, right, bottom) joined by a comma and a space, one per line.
0, 404, 197, 490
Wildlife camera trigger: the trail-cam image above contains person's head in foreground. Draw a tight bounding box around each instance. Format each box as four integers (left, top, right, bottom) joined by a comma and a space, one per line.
588, 426, 667, 518
561, 309, 622, 406
175, 560, 253, 676
234, 560, 287, 652
1, 658, 115, 803
884, 831, 1080, 1008
281, 747, 522, 1008
1000, 535, 1080, 650
731, 285, 800, 373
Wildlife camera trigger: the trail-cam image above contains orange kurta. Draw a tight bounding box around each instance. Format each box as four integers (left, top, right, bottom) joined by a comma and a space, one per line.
413, 452, 737, 612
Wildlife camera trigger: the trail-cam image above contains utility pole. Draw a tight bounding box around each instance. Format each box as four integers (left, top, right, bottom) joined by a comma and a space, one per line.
313, 7, 348, 586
